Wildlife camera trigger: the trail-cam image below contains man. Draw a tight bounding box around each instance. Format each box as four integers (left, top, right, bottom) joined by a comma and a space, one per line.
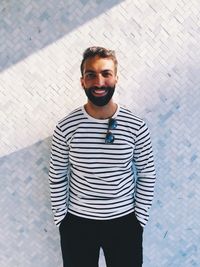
49, 46, 156, 267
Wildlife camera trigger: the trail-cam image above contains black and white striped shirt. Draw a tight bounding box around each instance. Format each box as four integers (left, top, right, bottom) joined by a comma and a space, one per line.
49, 105, 156, 227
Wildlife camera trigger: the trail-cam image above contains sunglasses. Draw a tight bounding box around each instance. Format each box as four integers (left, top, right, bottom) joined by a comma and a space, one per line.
105, 118, 117, 143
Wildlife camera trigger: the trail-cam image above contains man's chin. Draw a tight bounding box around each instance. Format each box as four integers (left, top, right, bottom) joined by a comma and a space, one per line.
84, 86, 115, 107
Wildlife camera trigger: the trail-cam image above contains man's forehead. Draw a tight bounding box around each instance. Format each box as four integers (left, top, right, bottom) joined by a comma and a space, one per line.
83, 57, 115, 72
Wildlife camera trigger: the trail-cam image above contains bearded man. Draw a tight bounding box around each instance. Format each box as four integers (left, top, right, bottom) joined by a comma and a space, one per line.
49, 46, 156, 267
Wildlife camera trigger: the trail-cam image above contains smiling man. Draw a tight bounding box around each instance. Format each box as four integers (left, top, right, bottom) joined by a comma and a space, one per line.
81, 51, 117, 109
49, 46, 156, 267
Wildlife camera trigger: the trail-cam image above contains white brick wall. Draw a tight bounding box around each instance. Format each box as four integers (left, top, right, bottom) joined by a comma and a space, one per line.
1, 0, 200, 156
1, 1, 200, 266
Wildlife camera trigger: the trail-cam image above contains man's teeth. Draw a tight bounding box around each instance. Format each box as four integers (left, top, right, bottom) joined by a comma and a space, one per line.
94, 90, 105, 94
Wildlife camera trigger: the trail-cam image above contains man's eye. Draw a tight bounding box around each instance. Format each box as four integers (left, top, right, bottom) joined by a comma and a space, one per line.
102, 72, 112, 77
86, 73, 96, 79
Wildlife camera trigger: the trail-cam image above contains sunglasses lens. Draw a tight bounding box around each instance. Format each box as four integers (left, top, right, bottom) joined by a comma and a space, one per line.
105, 132, 114, 143
109, 118, 117, 129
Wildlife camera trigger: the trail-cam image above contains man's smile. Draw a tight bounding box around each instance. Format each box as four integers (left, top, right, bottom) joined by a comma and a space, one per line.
92, 88, 107, 97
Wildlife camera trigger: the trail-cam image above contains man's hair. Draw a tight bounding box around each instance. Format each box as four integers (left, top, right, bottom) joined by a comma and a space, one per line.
80, 46, 118, 76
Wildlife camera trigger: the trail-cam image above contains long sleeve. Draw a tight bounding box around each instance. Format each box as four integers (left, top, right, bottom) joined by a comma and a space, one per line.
49, 124, 69, 226
133, 122, 156, 227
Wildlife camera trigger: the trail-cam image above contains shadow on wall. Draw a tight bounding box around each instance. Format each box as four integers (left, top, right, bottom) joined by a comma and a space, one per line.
0, 0, 124, 72
0, 137, 63, 266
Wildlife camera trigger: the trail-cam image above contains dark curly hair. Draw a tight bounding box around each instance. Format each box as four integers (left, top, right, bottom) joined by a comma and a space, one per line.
80, 46, 118, 76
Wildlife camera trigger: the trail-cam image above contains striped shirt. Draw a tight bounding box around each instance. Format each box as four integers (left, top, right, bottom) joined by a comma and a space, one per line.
49, 105, 156, 227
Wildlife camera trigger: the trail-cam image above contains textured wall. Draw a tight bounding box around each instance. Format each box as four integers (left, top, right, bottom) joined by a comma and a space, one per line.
1, 0, 200, 266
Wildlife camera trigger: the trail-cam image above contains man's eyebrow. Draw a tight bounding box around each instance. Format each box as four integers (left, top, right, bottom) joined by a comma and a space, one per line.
84, 69, 113, 74
101, 69, 113, 73
84, 70, 96, 74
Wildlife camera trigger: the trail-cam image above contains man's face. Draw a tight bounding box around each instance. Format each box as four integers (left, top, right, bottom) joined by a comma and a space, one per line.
81, 56, 118, 106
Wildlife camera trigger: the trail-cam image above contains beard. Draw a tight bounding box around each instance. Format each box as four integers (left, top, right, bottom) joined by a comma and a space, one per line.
84, 86, 115, 107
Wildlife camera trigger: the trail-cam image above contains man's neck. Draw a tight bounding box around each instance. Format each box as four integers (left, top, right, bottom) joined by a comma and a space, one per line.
84, 101, 118, 119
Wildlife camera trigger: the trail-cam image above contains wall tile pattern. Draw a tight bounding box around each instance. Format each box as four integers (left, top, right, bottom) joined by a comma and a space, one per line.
0, 0, 200, 266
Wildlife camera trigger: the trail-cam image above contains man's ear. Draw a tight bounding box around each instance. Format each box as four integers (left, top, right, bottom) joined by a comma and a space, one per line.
80, 77, 84, 88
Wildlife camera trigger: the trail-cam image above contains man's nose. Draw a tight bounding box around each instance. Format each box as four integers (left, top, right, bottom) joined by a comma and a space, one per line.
94, 74, 104, 87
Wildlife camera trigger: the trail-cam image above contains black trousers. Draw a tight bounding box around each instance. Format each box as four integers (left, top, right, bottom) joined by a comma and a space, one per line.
59, 212, 143, 267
